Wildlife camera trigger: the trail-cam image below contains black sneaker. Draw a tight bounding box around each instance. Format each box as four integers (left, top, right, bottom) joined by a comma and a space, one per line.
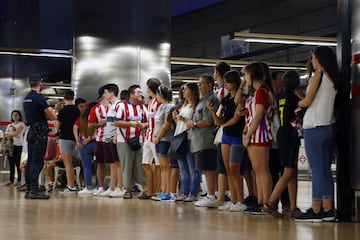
59, 186, 78, 194
322, 209, 335, 222
244, 195, 258, 207
38, 185, 46, 192
294, 208, 323, 223
250, 204, 266, 215
25, 191, 30, 199
28, 191, 50, 200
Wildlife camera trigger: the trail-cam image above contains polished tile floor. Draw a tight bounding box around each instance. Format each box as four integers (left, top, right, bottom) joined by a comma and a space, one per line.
0, 181, 358, 240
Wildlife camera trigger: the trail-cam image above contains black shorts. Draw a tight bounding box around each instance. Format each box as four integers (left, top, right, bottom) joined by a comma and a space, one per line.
94, 141, 105, 164
239, 150, 252, 176
195, 148, 217, 171
277, 128, 300, 169
103, 142, 119, 164
216, 145, 227, 175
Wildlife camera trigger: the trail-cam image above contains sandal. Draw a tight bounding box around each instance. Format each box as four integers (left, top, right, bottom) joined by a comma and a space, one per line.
264, 203, 284, 218
123, 191, 133, 199
138, 191, 151, 200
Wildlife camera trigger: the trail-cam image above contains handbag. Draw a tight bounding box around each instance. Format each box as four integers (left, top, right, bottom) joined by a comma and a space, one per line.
3, 136, 14, 157
119, 129, 141, 151
213, 126, 223, 145
167, 131, 188, 159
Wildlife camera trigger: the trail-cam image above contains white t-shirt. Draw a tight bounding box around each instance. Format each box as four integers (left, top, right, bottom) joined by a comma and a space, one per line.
174, 104, 193, 139
303, 74, 337, 129
6, 122, 26, 146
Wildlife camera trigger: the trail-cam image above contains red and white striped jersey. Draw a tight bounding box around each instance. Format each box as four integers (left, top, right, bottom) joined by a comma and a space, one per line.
216, 84, 229, 102
88, 103, 108, 142
145, 97, 161, 142
245, 84, 274, 145
116, 100, 148, 143
104, 100, 122, 143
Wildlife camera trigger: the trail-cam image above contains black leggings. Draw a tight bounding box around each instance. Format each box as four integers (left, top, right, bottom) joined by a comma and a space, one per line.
8, 145, 23, 182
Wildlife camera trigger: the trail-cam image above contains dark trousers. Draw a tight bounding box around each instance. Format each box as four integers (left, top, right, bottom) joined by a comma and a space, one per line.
25, 139, 47, 191
269, 148, 290, 208
8, 145, 22, 182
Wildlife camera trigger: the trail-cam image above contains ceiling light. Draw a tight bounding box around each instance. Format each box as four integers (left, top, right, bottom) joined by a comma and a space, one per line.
231, 32, 337, 46
171, 57, 306, 70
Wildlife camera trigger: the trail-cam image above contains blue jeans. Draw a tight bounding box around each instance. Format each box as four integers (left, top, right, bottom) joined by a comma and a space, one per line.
304, 125, 335, 200
177, 140, 201, 197
79, 141, 96, 188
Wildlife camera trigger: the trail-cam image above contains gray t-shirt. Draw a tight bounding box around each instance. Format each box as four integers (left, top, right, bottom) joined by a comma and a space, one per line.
191, 92, 219, 152
154, 102, 175, 142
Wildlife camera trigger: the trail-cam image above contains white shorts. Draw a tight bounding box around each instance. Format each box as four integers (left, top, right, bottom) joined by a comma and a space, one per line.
142, 140, 159, 165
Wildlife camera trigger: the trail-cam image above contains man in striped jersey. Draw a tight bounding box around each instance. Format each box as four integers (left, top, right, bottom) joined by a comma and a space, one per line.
138, 78, 162, 199
115, 84, 148, 199
88, 86, 109, 196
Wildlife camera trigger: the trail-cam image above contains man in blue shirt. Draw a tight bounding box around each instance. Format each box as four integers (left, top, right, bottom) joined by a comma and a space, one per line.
23, 74, 57, 199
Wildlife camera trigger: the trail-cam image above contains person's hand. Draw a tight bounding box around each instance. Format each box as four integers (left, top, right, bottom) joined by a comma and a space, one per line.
207, 100, 215, 111
294, 89, 305, 99
153, 136, 160, 144
186, 120, 195, 129
242, 132, 250, 147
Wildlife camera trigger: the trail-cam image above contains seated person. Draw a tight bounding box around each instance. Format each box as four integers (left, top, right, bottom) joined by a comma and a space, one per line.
44, 135, 62, 191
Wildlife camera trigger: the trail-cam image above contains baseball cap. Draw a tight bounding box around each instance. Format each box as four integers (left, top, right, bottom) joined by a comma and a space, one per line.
29, 74, 44, 82
97, 86, 105, 100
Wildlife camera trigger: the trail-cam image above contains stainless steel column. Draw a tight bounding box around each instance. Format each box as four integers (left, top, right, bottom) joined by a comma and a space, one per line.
72, 1, 171, 102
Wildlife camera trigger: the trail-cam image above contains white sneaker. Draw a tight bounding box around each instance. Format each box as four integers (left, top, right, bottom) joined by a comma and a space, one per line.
78, 188, 93, 196
230, 202, 247, 212
93, 187, 105, 196
194, 196, 218, 208
109, 188, 126, 198
218, 201, 232, 211
99, 188, 114, 197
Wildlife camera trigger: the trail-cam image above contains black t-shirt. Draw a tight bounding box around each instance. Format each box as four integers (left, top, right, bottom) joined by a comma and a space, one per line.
278, 89, 300, 130
57, 105, 80, 140
23, 90, 49, 126
221, 95, 245, 138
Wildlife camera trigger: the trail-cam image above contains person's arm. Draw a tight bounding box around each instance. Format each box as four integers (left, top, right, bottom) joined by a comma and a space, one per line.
45, 107, 57, 121
208, 102, 223, 126
221, 104, 244, 128
6, 123, 24, 137
234, 80, 246, 104
298, 70, 322, 108
73, 124, 82, 148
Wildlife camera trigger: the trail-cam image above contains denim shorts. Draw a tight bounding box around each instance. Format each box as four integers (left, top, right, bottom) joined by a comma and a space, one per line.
155, 141, 170, 157
59, 139, 76, 153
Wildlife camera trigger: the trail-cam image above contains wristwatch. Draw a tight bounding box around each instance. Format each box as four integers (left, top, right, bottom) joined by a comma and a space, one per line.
193, 122, 198, 128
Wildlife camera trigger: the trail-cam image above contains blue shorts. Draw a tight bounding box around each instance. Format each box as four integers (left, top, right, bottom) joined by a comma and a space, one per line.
221, 133, 242, 145
155, 141, 170, 157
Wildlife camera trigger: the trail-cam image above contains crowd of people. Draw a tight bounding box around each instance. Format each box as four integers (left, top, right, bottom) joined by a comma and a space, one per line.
2, 46, 339, 223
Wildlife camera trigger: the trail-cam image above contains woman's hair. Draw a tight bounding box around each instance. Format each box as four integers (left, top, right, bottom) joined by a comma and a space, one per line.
243, 62, 265, 83
183, 83, 200, 109
146, 78, 162, 95
178, 84, 185, 102
156, 84, 172, 102
283, 70, 300, 90
223, 70, 241, 90
79, 102, 98, 138
215, 61, 231, 78
10, 110, 22, 122
258, 62, 273, 92
312, 46, 340, 90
